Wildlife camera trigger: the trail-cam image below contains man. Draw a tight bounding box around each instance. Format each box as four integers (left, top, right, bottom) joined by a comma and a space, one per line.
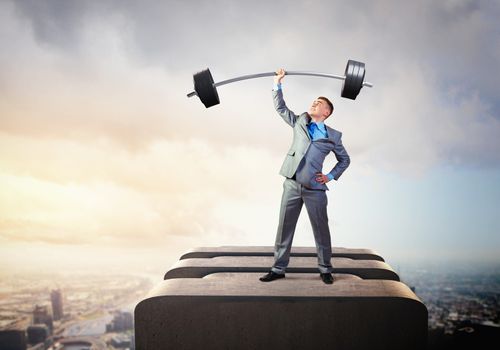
259, 68, 351, 285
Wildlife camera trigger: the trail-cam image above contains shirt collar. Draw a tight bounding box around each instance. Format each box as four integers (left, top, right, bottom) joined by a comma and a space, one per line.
306, 114, 327, 130
310, 120, 326, 131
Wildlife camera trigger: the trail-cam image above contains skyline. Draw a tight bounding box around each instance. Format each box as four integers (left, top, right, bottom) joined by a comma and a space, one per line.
1, 0, 499, 275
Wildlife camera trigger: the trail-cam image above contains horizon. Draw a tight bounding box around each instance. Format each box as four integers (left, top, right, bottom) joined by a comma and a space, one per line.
1, 242, 499, 280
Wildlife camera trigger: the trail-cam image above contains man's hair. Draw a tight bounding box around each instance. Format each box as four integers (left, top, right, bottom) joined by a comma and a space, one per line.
318, 96, 334, 117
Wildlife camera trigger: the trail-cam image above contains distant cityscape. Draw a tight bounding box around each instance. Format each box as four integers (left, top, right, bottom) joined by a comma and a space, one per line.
0, 271, 154, 349
399, 263, 500, 348
0, 263, 498, 349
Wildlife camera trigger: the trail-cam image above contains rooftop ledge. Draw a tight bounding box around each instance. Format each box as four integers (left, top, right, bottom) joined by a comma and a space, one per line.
135, 246, 428, 350
165, 256, 398, 280
180, 246, 385, 261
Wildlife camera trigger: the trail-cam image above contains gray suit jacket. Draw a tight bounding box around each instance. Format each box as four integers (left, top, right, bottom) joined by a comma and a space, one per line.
273, 89, 350, 191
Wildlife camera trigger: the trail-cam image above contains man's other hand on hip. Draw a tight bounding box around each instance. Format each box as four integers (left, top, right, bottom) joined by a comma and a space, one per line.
315, 172, 332, 184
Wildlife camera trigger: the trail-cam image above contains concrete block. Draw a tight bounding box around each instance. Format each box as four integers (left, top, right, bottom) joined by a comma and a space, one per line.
180, 246, 384, 261
135, 247, 427, 349
135, 272, 427, 350
164, 256, 399, 281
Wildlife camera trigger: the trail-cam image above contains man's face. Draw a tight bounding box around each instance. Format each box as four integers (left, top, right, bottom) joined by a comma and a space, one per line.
309, 98, 331, 120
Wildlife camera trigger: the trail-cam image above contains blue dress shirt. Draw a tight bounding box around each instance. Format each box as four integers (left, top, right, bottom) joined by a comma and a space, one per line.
273, 82, 334, 182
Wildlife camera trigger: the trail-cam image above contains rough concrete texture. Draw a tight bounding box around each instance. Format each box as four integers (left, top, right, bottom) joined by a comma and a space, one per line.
135, 247, 428, 350
164, 256, 399, 281
180, 246, 385, 261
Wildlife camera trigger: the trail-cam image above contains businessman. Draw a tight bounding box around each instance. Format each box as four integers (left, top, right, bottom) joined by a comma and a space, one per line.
259, 68, 351, 285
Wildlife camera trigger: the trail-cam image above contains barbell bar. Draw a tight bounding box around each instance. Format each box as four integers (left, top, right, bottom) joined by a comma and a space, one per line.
187, 59, 373, 108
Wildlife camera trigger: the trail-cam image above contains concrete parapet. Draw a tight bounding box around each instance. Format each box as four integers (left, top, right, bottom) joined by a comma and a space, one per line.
164, 256, 399, 281
135, 246, 427, 350
180, 246, 385, 261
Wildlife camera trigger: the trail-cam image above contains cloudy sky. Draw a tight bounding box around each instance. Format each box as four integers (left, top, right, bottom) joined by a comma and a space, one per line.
1, 0, 499, 277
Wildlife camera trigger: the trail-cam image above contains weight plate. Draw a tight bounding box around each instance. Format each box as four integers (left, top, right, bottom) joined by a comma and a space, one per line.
341, 60, 359, 99
352, 61, 365, 99
193, 68, 220, 108
342, 60, 366, 100
341, 62, 350, 98
349, 61, 361, 97
342, 60, 355, 99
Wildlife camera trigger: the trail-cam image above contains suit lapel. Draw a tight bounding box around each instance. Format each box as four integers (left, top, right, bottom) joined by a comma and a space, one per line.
300, 113, 312, 141
325, 125, 336, 143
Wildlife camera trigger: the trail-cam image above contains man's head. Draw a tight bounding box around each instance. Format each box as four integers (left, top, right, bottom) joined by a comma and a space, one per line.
309, 96, 334, 121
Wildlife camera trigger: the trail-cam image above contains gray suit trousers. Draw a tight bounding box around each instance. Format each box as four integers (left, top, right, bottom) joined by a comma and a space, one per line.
271, 177, 333, 274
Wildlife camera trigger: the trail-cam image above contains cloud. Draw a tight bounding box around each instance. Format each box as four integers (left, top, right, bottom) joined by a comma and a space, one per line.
12, 0, 499, 107
0, 133, 282, 248
2, 0, 499, 173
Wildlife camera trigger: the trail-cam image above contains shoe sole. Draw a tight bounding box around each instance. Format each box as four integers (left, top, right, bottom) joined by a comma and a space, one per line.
259, 275, 285, 282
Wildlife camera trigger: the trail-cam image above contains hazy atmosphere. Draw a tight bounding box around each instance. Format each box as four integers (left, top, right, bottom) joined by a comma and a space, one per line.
1, 0, 499, 277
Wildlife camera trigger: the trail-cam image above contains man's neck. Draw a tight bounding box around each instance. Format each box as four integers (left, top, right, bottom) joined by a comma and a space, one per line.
310, 116, 326, 124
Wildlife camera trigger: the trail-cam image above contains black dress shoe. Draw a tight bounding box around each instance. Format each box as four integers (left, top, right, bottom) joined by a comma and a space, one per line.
320, 273, 334, 284
259, 271, 285, 282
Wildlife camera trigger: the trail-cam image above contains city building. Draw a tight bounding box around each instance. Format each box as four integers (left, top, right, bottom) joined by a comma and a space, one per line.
50, 290, 63, 321
26, 324, 49, 346
32, 305, 53, 334
110, 333, 133, 348
106, 311, 133, 332
0, 329, 27, 350
47, 336, 106, 350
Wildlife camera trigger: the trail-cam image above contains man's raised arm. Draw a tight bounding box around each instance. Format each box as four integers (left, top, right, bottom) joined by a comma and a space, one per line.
272, 68, 299, 127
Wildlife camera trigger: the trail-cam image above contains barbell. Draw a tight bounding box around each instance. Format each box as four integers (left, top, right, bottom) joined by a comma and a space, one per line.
186, 59, 373, 108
